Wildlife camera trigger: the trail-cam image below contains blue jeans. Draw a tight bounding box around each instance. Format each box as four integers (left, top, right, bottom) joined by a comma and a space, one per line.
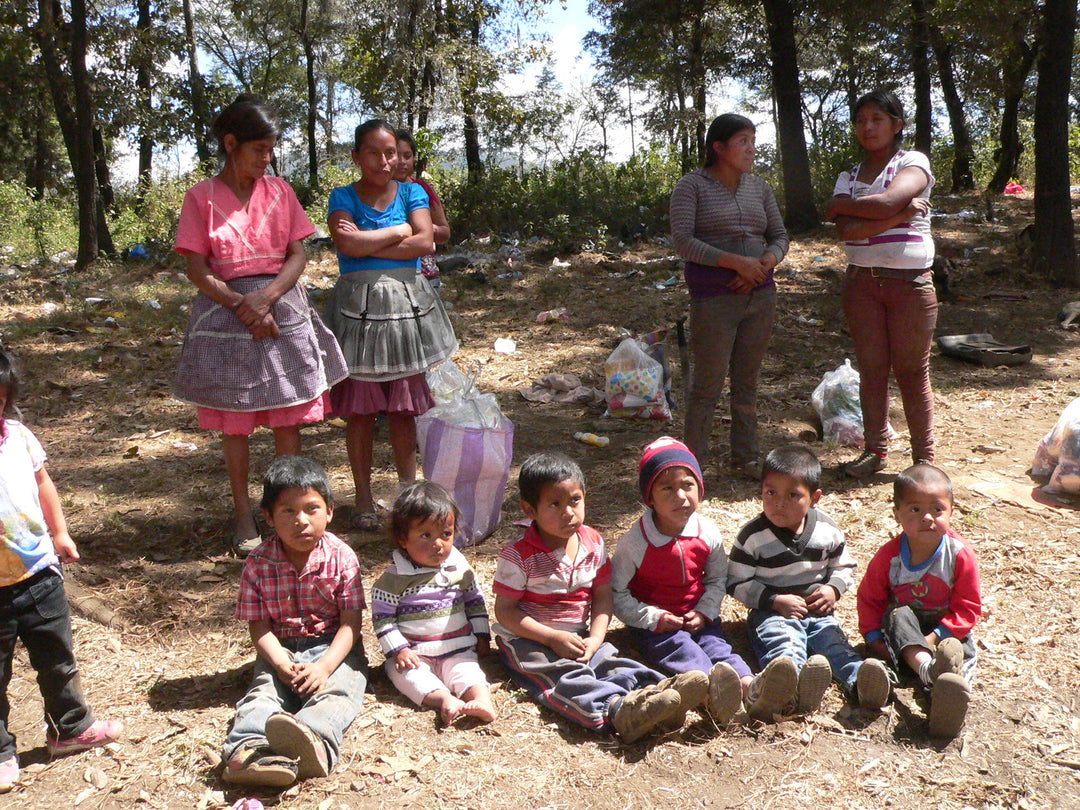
748, 609, 864, 694
223, 637, 368, 769
630, 619, 752, 680
0, 570, 94, 760
497, 637, 663, 732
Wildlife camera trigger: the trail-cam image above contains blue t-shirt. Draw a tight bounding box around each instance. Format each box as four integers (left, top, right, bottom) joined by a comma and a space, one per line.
328, 181, 430, 273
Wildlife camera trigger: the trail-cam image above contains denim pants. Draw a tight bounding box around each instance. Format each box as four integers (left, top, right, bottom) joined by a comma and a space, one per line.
748, 609, 864, 694
882, 605, 977, 683
0, 569, 94, 760
497, 637, 663, 732
629, 619, 752, 680
223, 638, 368, 768
684, 284, 777, 467
841, 268, 938, 460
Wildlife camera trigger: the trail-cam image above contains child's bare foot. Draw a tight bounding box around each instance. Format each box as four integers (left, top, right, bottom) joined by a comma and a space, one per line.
457, 685, 496, 722
438, 695, 467, 725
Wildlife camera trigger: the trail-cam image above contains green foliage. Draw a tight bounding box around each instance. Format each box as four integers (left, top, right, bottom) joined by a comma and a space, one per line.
0, 181, 77, 261
440, 146, 681, 243
108, 175, 198, 254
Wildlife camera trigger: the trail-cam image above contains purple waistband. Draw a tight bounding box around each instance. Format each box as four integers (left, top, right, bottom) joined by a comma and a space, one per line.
684, 260, 775, 298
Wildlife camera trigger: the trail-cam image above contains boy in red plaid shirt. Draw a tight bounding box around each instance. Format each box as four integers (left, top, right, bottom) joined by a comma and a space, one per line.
222, 456, 367, 788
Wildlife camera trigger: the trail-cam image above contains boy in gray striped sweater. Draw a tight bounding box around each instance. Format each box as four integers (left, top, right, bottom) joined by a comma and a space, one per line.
727, 445, 891, 719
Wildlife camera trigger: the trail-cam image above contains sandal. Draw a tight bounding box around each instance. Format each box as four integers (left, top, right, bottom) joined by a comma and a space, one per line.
222, 744, 298, 788
352, 509, 383, 532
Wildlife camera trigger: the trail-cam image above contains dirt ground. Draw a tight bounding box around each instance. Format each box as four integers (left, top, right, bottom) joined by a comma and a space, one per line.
1, 192, 1079, 809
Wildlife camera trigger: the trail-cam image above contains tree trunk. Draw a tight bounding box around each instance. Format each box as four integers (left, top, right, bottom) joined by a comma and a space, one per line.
447, 0, 483, 182
1033, 0, 1078, 285
690, 14, 706, 166
299, 0, 318, 187
182, 0, 211, 164
988, 31, 1037, 193
910, 0, 933, 156
928, 23, 974, 191
136, 0, 153, 199
761, 0, 819, 232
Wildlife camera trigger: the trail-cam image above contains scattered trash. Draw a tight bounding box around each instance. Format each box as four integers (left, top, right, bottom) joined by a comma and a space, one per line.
494, 337, 517, 354
536, 308, 569, 323
520, 374, 605, 406
148, 299, 162, 310
574, 431, 609, 448
103, 316, 120, 328
1032, 397, 1080, 494
13, 302, 60, 321
551, 257, 571, 269
653, 275, 679, 290
812, 256, 826, 262
1004, 182, 1024, 195
130, 244, 149, 259
84, 297, 110, 306
938, 333, 1031, 367
812, 360, 867, 447
497, 271, 523, 280
172, 442, 198, 452
230, 799, 265, 810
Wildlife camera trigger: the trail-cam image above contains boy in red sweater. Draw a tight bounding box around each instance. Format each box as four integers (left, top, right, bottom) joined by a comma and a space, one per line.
857, 464, 981, 737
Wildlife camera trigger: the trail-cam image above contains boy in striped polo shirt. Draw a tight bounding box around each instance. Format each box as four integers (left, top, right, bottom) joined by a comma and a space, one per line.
727, 444, 891, 717
493, 452, 708, 743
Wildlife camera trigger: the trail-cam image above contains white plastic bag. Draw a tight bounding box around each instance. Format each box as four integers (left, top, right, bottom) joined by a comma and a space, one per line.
812, 359, 866, 446
603, 337, 672, 420
1032, 397, 1080, 494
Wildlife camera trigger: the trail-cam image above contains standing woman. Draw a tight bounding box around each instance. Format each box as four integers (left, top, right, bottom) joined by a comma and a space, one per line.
174, 95, 348, 552
670, 114, 790, 478
394, 129, 451, 293
826, 91, 935, 477
326, 120, 457, 531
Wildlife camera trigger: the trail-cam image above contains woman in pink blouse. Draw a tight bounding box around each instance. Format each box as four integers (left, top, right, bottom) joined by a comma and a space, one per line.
174, 96, 347, 552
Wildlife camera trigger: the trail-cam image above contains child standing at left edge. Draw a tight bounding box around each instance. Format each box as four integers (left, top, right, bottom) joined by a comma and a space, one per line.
222, 456, 367, 788
0, 348, 120, 792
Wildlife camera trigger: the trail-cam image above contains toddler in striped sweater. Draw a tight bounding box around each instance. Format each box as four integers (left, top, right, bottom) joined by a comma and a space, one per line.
371, 482, 496, 724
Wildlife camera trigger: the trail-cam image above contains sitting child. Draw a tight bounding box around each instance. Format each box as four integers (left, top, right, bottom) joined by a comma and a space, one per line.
727, 444, 891, 719
494, 452, 709, 743
857, 463, 981, 738
612, 437, 761, 726
0, 348, 121, 792
222, 456, 367, 788
371, 481, 496, 724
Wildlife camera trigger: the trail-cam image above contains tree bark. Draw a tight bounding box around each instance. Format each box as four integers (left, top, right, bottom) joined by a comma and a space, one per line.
910, 0, 933, 156
136, 0, 153, 198
988, 30, 1037, 193
1032, 0, 1078, 285
761, 0, 819, 232
182, 0, 211, 164
928, 23, 974, 191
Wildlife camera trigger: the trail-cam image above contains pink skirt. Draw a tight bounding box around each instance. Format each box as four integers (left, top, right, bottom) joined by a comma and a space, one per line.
330, 373, 434, 417
199, 392, 331, 436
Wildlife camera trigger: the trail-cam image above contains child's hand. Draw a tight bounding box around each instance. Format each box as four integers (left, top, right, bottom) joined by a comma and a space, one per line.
805, 586, 837, 615
771, 593, 808, 619
52, 532, 80, 563
290, 660, 331, 696
576, 636, 603, 664
548, 630, 587, 660
681, 610, 707, 634
394, 647, 422, 672
655, 612, 685, 633
475, 637, 491, 658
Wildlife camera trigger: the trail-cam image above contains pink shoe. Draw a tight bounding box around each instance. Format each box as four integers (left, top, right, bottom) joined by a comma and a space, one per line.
0, 755, 18, 792
47, 719, 122, 757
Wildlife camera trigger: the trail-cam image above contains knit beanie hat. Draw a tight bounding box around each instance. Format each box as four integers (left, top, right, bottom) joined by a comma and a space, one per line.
639, 436, 704, 502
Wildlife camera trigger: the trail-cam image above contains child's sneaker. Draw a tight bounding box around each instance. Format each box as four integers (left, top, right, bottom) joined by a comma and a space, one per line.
707, 662, 743, 726
856, 659, 892, 710
931, 637, 964, 681
47, 719, 122, 757
265, 713, 329, 778
611, 687, 683, 743
795, 654, 832, 714
928, 673, 970, 737
0, 755, 18, 793
656, 670, 710, 719
222, 744, 298, 788
746, 656, 798, 722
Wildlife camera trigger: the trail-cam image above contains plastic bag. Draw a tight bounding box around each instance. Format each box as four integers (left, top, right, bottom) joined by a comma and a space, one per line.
418, 362, 514, 545
811, 359, 866, 446
1032, 396, 1080, 494
604, 337, 672, 420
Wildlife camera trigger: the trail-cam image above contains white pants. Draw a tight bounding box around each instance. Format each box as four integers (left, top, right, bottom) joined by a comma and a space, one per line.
385, 649, 488, 706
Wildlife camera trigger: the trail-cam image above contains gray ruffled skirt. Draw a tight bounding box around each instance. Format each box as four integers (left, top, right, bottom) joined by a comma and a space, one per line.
324, 267, 457, 382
